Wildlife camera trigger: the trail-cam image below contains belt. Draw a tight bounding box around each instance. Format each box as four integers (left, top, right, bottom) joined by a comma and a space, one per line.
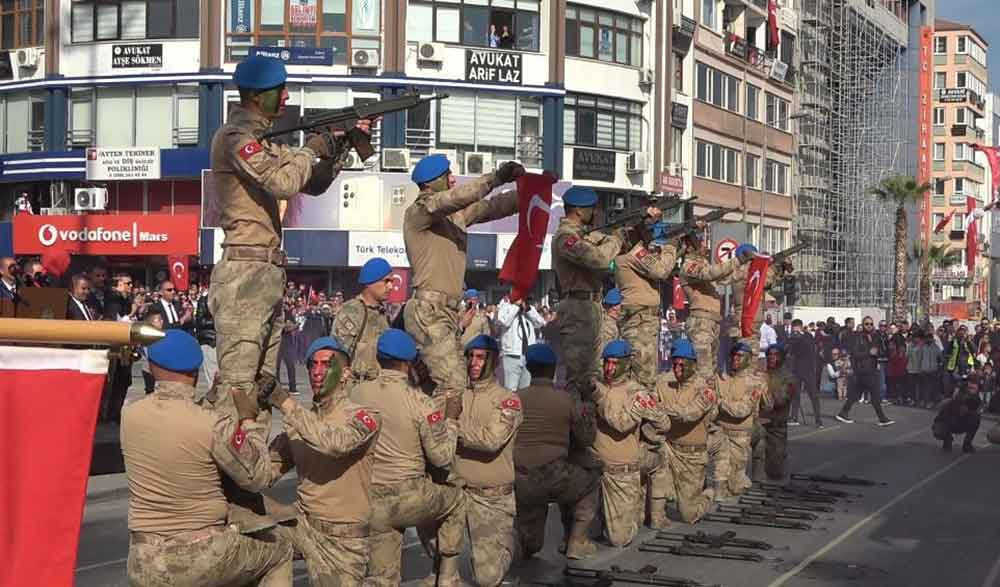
130, 524, 227, 546
603, 463, 640, 474
371, 477, 424, 497
720, 427, 753, 437
670, 443, 708, 454
223, 246, 287, 266
566, 290, 601, 302
465, 484, 514, 497
413, 289, 461, 311
307, 517, 370, 538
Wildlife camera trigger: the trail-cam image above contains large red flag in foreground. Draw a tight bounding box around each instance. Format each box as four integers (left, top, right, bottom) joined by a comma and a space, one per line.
0, 347, 107, 587
741, 255, 772, 338
499, 173, 555, 301
973, 144, 1000, 200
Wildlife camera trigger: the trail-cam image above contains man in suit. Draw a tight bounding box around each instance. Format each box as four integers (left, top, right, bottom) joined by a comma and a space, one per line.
0, 257, 18, 301
775, 312, 793, 345
787, 319, 822, 427
66, 274, 95, 321
158, 280, 193, 332
86, 263, 109, 319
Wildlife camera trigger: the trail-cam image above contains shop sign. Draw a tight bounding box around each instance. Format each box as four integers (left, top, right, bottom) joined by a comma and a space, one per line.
13, 214, 199, 256
111, 44, 163, 68
496, 234, 552, 270
248, 45, 334, 66
465, 50, 523, 84
289, 0, 318, 26
671, 102, 689, 128
572, 148, 616, 182
348, 231, 409, 267
230, 0, 253, 32
86, 147, 161, 181
659, 172, 684, 194
937, 88, 969, 103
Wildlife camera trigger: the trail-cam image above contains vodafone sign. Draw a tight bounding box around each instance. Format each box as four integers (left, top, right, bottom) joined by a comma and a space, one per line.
14, 214, 199, 256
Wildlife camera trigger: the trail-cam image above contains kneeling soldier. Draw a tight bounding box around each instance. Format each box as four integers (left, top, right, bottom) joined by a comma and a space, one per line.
714, 342, 763, 499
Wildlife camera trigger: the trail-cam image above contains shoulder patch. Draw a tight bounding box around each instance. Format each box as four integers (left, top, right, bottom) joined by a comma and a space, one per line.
633, 393, 656, 409
685, 261, 703, 275
339, 316, 358, 334
355, 409, 378, 432
238, 141, 264, 161
703, 387, 716, 404
427, 410, 443, 425
635, 247, 649, 260
501, 397, 522, 411
231, 425, 247, 450
564, 235, 580, 249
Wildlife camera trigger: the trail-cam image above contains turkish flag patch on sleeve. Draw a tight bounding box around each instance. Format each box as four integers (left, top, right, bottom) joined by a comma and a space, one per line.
427, 410, 443, 425
703, 388, 716, 404
238, 141, 264, 161
231, 426, 247, 450
635, 247, 649, 260
355, 409, 378, 432
501, 397, 522, 411
564, 235, 580, 249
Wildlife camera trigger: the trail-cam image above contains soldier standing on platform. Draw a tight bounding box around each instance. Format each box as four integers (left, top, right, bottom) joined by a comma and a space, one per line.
331, 258, 393, 383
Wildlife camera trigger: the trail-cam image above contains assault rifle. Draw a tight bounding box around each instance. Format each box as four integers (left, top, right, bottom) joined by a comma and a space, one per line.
769, 242, 809, 264
659, 207, 740, 242
261, 92, 448, 160
564, 565, 719, 587
745, 487, 842, 504
702, 512, 814, 531
756, 481, 856, 499
655, 530, 776, 551
639, 540, 768, 563
584, 194, 690, 236
716, 504, 823, 522
739, 496, 836, 514
791, 473, 881, 487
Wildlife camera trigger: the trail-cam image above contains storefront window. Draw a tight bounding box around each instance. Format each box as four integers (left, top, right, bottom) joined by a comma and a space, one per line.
71, 0, 199, 43
1, 0, 43, 49
407, 0, 540, 51
565, 5, 642, 67
564, 93, 642, 152
226, 0, 380, 63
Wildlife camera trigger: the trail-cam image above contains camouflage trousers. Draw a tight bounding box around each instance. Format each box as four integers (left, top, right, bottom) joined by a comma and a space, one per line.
462, 489, 517, 586
719, 428, 753, 497
514, 458, 600, 558
404, 296, 466, 401
685, 313, 721, 384
279, 515, 368, 586
752, 421, 787, 481
706, 422, 726, 489
620, 306, 661, 389
663, 442, 713, 523
127, 526, 292, 587
209, 258, 285, 397
367, 476, 467, 587
640, 440, 668, 500
600, 466, 641, 547
558, 299, 602, 396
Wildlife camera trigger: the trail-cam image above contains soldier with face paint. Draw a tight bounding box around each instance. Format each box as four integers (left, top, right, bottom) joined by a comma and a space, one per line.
752, 343, 796, 481
267, 337, 380, 586
713, 342, 763, 499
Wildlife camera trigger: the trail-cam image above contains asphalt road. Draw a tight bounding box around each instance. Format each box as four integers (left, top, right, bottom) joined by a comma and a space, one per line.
76, 391, 1000, 587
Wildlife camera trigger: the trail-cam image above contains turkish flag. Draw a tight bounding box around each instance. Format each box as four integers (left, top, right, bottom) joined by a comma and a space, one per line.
167, 255, 189, 291
499, 173, 555, 301
741, 255, 772, 338
0, 347, 107, 587
767, 0, 780, 50
387, 268, 409, 304
967, 197, 978, 274
672, 277, 686, 310
973, 144, 1000, 201
933, 210, 955, 234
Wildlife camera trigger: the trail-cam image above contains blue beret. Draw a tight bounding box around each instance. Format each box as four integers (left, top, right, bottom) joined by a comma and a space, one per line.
465, 334, 500, 354
377, 328, 418, 362
603, 288, 623, 306
601, 339, 632, 359
563, 186, 598, 208
359, 257, 392, 286
412, 154, 451, 184
767, 342, 786, 354
306, 336, 351, 362
671, 339, 697, 361
731, 342, 753, 355
148, 330, 203, 373
464, 289, 479, 300
525, 343, 557, 366
735, 243, 758, 258
233, 55, 287, 90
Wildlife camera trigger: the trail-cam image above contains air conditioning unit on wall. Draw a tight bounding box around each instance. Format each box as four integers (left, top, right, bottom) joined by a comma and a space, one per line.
382, 148, 411, 171
16, 48, 39, 69
74, 187, 108, 211
627, 151, 648, 173
465, 152, 494, 176
352, 49, 380, 68
418, 42, 445, 63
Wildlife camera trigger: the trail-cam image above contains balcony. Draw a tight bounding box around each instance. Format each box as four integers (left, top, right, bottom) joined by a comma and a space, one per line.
951, 124, 985, 140
725, 34, 748, 60
27, 129, 44, 152
932, 266, 971, 284
173, 127, 199, 148
952, 160, 986, 182
949, 193, 969, 206
673, 16, 697, 54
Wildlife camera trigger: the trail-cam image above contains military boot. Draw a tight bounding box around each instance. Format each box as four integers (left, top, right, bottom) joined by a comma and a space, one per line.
565, 521, 598, 560
648, 497, 671, 530
942, 434, 953, 452
962, 436, 976, 453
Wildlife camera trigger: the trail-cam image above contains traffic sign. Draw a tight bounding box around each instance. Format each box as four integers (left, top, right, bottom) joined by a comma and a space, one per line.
715, 238, 738, 263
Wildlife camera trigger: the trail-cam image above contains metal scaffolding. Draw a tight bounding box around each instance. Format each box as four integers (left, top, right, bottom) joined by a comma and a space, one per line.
795, 0, 910, 307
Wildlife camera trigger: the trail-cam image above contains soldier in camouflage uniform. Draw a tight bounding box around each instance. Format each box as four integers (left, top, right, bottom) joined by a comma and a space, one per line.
331, 257, 393, 382
714, 342, 764, 499
656, 339, 720, 523
590, 340, 670, 546
351, 329, 468, 586
460, 289, 493, 348
267, 337, 380, 586
453, 335, 523, 586
403, 154, 524, 415
121, 331, 292, 586
753, 343, 796, 481
513, 343, 600, 560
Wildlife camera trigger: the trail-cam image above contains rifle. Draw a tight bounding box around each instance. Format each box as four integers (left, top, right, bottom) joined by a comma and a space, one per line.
745, 487, 842, 504
564, 565, 719, 587
660, 207, 739, 242
791, 473, 881, 487
260, 92, 448, 160
584, 194, 689, 235
655, 530, 776, 551
639, 540, 768, 563
716, 504, 822, 521
769, 242, 809, 264
739, 496, 836, 513
702, 513, 813, 530
757, 481, 856, 499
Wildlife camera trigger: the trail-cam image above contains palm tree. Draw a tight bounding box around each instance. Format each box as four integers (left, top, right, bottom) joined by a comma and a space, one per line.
871, 175, 931, 322
909, 242, 962, 320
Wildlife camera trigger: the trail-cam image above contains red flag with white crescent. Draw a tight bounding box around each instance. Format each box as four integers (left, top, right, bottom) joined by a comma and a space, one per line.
933, 210, 955, 234
741, 255, 772, 338
967, 197, 978, 274
387, 268, 409, 304
499, 173, 555, 301
973, 144, 1000, 202
167, 255, 189, 291
672, 277, 686, 310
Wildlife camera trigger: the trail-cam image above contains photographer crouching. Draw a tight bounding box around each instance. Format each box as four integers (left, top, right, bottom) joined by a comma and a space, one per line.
932, 373, 982, 453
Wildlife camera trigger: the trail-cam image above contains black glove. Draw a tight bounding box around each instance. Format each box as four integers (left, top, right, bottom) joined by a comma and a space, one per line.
255, 373, 278, 410
494, 161, 526, 186
445, 394, 463, 420
231, 388, 259, 422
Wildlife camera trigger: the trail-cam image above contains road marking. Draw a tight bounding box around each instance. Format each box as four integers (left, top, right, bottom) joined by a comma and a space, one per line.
790, 424, 841, 440
76, 557, 127, 572
980, 546, 1000, 587
768, 447, 983, 587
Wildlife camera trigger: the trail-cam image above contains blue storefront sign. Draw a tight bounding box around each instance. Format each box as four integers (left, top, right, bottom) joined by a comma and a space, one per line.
230, 0, 253, 33
249, 46, 334, 66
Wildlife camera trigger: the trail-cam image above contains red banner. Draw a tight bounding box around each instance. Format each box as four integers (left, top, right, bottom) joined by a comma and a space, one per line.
387, 268, 409, 304
741, 255, 772, 338
0, 347, 107, 587
918, 26, 933, 240
13, 214, 199, 256
499, 173, 555, 301
167, 255, 190, 291
973, 144, 1000, 202
672, 277, 686, 310
967, 197, 978, 274
767, 0, 780, 50
933, 210, 955, 234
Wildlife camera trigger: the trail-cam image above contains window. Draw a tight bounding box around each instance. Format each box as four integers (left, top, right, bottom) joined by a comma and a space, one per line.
670, 127, 683, 166
957, 36, 967, 54
700, 0, 715, 30
72, 0, 198, 43
226, 0, 381, 62
954, 177, 966, 194
763, 159, 788, 194
934, 72, 946, 89
69, 85, 199, 149
967, 39, 987, 67
765, 92, 789, 131
932, 212, 944, 228
954, 212, 965, 231
695, 62, 740, 113
0, 0, 42, 49
411, 0, 541, 51
955, 143, 967, 162
694, 140, 740, 185
438, 90, 542, 168
933, 107, 944, 125
957, 71, 967, 88
745, 153, 759, 188
564, 94, 641, 151
955, 108, 967, 125
934, 179, 945, 195
746, 84, 760, 120
933, 143, 945, 161
566, 5, 641, 66
934, 36, 946, 54
956, 71, 988, 98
